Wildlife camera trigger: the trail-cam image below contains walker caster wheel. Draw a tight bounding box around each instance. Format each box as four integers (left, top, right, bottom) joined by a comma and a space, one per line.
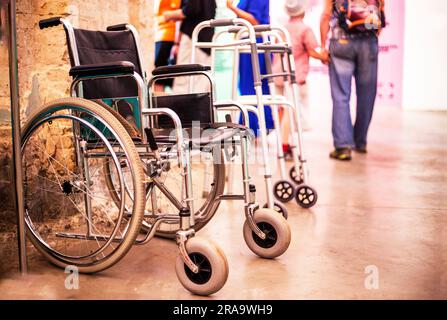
273, 180, 295, 203
243, 209, 291, 259
290, 165, 305, 185
295, 184, 318, 209
263, 202, 288, 219
175, 237, 229, 296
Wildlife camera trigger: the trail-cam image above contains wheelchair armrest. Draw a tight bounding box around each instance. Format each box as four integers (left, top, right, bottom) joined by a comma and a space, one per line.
152, 64, 211, 76
106, 23, 128, 31
214, 101, 249, 127
69, 61, 135, 78
253, 25, 272, 32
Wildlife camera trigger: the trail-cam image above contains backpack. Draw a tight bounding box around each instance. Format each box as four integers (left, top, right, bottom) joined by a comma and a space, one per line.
334, 0, 386, 34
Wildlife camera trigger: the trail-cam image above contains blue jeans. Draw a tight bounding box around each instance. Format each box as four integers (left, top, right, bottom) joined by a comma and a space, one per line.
329, 36, 379, 149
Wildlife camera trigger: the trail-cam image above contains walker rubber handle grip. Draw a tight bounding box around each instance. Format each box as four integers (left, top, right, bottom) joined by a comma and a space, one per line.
209, 19, 236, 27
107, 24, 128, 31
39, 17, 62, 30
254, 25, 272, 32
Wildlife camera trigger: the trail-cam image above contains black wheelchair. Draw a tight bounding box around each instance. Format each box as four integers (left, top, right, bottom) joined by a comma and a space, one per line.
20, 17, 291, 296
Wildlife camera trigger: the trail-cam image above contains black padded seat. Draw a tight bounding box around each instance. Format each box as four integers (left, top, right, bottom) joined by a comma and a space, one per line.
152, 64, 211, 76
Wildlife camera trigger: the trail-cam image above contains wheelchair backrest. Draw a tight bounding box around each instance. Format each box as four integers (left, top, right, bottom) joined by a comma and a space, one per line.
68, 28, 142, 99
152, 92, 213, 129
65, 24, 215, 130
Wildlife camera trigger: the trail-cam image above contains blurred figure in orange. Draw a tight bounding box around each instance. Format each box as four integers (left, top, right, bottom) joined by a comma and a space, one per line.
155, 0, 181, 92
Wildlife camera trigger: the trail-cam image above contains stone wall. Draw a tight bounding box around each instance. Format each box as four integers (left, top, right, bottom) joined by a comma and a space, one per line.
0, 0, 155, 274
17, 0, 154, 120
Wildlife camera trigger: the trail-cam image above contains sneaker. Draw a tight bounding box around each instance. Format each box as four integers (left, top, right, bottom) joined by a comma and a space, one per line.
354, 146, 367, 154
329, 148, 352, 161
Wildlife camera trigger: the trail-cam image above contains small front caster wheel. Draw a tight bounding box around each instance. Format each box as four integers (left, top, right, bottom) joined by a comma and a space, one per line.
289, 165, 305, 185
263, 202, 288, 219
243, 209, 291, 259
273, 180, 295, 203
175, 237, 229, 296
295, 185, 318, 209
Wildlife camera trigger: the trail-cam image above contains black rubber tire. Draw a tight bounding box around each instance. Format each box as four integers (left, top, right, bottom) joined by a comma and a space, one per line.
175, 237, 229, 296
22, 98, 146, 273
243, 209, 291, 259
273, 180, 295, 203
295, 184, 318, 209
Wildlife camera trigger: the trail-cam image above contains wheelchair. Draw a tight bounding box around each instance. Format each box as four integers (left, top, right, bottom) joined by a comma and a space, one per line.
20, 17, 290, 296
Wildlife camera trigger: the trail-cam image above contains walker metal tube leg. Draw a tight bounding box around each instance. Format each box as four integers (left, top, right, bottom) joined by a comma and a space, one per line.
263, 40, 287, 180
290, 81, 309, 182
268, 83, 287, 180
255, 86, 275, 208
285, 50, 310, 182
227, 45, 242, 195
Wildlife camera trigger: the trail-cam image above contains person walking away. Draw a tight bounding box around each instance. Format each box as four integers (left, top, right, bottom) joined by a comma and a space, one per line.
155, 0, 182, 92
320, 0, 386, 161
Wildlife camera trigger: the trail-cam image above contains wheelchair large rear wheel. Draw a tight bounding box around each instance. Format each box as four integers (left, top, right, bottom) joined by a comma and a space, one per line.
21, 98, 145, 273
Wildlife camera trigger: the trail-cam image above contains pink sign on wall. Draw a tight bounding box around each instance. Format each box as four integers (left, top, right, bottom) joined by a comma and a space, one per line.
376, 0, 405, 107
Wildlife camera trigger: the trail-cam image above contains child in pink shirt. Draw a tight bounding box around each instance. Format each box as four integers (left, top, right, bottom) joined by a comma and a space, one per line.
274, 0, 328, 156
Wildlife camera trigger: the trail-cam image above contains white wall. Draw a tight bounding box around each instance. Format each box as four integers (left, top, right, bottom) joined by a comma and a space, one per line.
402, 0, 447, 110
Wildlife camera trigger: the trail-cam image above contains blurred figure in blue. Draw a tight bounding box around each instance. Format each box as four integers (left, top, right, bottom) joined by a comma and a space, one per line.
227, 0, 273, 135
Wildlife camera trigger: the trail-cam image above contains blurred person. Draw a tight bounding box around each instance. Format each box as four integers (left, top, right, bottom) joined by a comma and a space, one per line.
227, 0, 273, 136
155, 0, 182, 92
321, 0, 386, 161
163, 0, 217, 93
274, 0, 329, 158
